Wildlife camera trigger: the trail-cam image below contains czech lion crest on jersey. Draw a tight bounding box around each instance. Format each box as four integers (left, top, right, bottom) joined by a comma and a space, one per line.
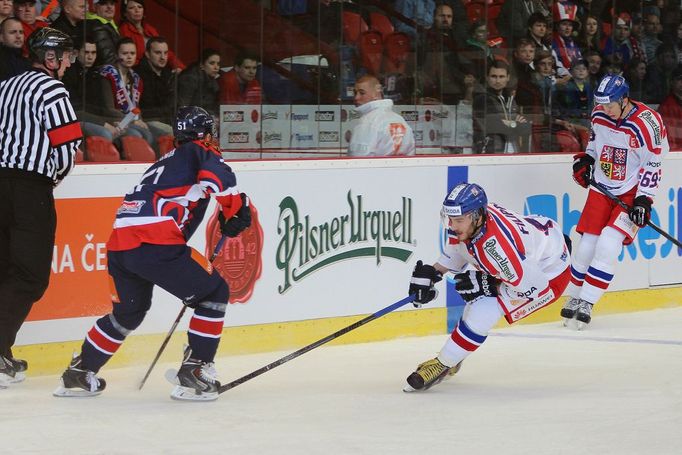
599, 145, 628, 181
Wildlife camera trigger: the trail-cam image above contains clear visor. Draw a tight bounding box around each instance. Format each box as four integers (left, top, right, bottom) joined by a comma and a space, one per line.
44, 48, 76, 64
440, 206, 470, 229
58, 49, 76, 64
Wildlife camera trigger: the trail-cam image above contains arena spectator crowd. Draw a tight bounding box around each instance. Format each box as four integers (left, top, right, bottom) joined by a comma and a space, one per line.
1, 0, 682, 158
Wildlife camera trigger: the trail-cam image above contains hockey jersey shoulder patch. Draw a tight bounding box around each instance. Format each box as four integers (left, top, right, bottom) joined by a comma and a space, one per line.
634, 108, 665, 151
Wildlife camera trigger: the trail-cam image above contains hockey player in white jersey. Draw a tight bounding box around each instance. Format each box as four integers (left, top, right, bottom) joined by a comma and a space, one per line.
404, 183, 571, 392
561, 74, 669, 329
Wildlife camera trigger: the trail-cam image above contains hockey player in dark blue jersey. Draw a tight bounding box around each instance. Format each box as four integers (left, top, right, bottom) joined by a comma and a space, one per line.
54, 106, 251, 401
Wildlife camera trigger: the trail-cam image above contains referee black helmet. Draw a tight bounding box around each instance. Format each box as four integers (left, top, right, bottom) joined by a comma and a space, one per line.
27, 27, 74, 64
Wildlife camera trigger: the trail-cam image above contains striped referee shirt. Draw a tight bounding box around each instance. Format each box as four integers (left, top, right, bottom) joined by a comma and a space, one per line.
0, 69, 82, 184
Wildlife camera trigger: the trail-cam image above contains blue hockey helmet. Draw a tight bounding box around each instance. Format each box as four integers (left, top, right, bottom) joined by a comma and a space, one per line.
174, 106, 216, 143
594, 74, 629, 104
442, 183, 488, 218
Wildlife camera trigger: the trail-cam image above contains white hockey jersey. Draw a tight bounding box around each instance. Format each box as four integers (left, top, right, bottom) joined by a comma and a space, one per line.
438, 204, 570, 322
348, 99, 416, 157
587, 102, 669, 199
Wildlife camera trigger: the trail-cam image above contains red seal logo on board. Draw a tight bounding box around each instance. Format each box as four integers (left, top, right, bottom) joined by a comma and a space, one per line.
205, 201, 263, 304
251, 109, 259, 123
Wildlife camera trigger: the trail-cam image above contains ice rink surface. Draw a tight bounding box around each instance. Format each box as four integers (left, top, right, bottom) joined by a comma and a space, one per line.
3, 307, 682, 455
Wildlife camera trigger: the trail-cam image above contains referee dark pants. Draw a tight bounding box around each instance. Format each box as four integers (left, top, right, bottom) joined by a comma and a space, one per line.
0, 173, 56, 357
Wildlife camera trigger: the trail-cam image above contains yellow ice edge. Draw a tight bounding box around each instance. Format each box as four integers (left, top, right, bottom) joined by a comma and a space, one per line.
16, 287, 682, 377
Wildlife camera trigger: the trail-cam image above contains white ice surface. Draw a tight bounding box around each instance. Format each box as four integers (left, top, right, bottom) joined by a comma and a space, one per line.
3, 308, 682, 455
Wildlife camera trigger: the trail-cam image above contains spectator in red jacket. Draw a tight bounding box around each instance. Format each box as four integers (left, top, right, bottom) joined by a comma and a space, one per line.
658, 65, 682, 151
219, 52, 262, 105
118, 0, 184, 70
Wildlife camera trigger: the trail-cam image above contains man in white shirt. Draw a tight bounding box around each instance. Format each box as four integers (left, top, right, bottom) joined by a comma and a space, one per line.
348, 75, 416, 157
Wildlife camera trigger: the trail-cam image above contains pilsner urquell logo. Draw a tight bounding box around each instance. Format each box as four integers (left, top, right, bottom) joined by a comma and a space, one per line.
276, 191, 415, 293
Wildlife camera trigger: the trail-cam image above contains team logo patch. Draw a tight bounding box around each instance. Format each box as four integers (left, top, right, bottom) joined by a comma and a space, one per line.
483, 238, 518, 282
637, 110, 662, 146
599, 145, 628, 181
117, 200, 145, 215
206, 201, 264, 304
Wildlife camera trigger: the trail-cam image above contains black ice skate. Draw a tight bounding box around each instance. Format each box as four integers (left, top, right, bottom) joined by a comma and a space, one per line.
169, 347, 220, 401
575, 299, 594, 329
403, 357, 462, 392
0, 355, 25, 388
561, 297, 581, 323
53, 354, 106, 397
562, 298, 593, 330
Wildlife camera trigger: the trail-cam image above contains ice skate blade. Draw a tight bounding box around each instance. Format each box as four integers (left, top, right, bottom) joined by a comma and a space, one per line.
563, 318, 589, 331
575, 320, 589, 331
0, 371, 24, 387
52, 384, 102, 397
170, 385, 218, 402
402, 383, 420, 393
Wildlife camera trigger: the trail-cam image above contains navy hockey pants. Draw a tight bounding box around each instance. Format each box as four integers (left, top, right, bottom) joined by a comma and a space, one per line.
81, 243, 229, 372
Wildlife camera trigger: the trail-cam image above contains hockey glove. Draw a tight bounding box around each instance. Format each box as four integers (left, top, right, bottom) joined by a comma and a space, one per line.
454, 270, 499, 304
409, 260, 443, 308
629, 195, 652, 228
572, 153, 595, 188
219, 193, 252, 237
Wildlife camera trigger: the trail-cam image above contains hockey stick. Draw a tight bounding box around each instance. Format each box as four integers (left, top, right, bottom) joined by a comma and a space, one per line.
590, 179, 682, 249
215, 294, 416, 394
138, 235, 228, 390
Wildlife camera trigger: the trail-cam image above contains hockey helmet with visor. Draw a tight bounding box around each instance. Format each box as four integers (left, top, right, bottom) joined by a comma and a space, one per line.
28, 27, 75, 64
441, 183, 488, 227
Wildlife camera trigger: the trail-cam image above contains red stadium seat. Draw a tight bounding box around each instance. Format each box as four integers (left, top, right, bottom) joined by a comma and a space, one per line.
75, 147, 84, 163
555, 130, 582, 154
369, 12, 394, 40
342, 11, 368, 45
358, 30, 383, 75
157, 134, 176, 156
85, 136, 120, 162
120, 136, 157, 161
382, 32, 411, 74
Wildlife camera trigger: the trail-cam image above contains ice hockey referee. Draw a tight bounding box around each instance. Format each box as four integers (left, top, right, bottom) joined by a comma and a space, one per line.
0, 27, 82, 387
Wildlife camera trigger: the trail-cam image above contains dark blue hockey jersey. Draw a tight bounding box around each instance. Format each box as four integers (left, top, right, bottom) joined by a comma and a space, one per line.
107, 140, 242, 251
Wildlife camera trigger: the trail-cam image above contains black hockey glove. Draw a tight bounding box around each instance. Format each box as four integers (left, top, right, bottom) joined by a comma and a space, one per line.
219, 193, 252, 237
572, 153, 595, 188
454, 271, 499, 304
629, 195, 652, 228
408, 260, 443, 308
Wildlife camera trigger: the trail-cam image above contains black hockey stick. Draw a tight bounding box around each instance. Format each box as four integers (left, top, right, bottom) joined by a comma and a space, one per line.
215, 294, 416, 394
590, 179, 682, 249
138, 235, 228, 390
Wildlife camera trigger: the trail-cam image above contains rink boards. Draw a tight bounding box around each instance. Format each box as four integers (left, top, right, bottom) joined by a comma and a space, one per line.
17, 154, 682, 374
